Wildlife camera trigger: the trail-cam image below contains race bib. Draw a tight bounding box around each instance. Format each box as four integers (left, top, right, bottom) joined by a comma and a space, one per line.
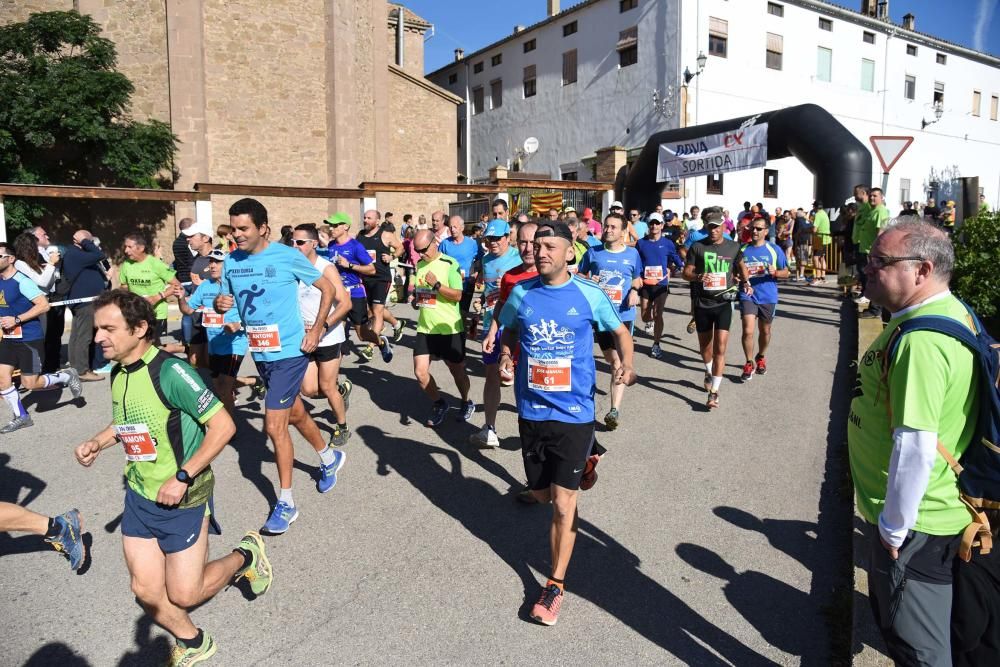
367, 249, 377, 260
415, 287, 437, 308
484, 289, 500, 311
2, 324, 23, 340
200, 308, 225, 328
247, 324, 282, 352
746, 261, 769, 277
602, 284, 624, 304
115, 424, 157, 462
643, 266, 664, 283
528, 357, 572, 392
704, 272, 727, 290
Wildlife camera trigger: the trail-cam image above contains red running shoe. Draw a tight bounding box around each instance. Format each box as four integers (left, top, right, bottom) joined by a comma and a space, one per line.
755, 355, 767, 376
740, 361, 754, 382
531, 583, 564, 626
579, 454, 600, 491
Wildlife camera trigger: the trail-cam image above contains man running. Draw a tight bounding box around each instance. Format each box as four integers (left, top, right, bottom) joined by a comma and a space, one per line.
681, 207, 745, 410
0, 242, 81, 433
737, 218, 789, 381
215, 198, 343, 534
0, 502, 86, 570
635, 214, 684, 357
292, 224, 354, 447
411, 230, 474, 426
579, 214, 643, 429
439, 214, 482, 324
358, 209, 406, 346
497, 220, 636, 625
119, 233, 182, 345
75, 289, 271, 665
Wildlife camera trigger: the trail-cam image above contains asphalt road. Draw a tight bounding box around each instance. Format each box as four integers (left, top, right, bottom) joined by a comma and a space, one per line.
0, 281, 852, 666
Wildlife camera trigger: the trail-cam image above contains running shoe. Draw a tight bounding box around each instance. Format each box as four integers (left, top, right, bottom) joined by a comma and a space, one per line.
45, 509, 85, 570
604, 408, 619, 430
393, 319, 407, 344
64, 367, 83, 399
329, 423, 351, 447
426, 400, 449, 427
741, 361, 754, 382
338, 378, 353, 411
317, 449, 347, 493
579, 454, 600, 491
853, 295, 870, 305
0, 415, 33, 434
650, 343, 663, 359
517, 489, 540, 504
379, 336, 394, 363
167, 633, 217, 666
531, 583, 564, 626
706, 392, 720, 410
458, 399, 476, 422
755, 355, 767, 376
703, 373, 712, 392
262, 500, 298, 535
358, 344, 375, 362
644, 320, 654, 335
93, 362, 115, 375
251, 378, 267, 401
469, 425, 499, 448
234, 531, 273, 596
686, 319, 697, 334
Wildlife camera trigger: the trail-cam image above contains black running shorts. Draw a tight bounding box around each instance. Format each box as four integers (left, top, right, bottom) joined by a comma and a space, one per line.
519, 419, 596, 492
413, 332, 465, 364
693, 304, 733, 333
347, 297, 370, 326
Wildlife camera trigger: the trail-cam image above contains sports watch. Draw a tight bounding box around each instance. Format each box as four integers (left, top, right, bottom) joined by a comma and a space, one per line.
175, 469, 195, 485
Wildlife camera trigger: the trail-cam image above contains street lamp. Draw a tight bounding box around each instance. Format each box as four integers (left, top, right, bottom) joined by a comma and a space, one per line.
683, 51, 708, 85
921, 101, 943, 129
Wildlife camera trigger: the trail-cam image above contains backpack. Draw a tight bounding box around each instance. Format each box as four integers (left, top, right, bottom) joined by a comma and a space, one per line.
883, 300, 1000, 561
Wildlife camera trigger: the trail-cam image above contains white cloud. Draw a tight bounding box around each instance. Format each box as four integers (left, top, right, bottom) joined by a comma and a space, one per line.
973, 0, 997, 52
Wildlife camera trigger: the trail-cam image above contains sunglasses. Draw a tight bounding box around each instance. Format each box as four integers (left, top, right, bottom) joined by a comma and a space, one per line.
649, 220, 664, 225
0, 254, 12, 259
292, 239, 314, 246
868, 255, 924, 269
414, 243, 433, 254
752, 227, 767, 232
485, 236, 504, 243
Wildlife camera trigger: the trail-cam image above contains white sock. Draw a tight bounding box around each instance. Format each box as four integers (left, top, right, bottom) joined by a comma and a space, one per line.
278, 487, 294, 507
319, 446, 337, 466
41, 371, 72, 388
705, 362, 713, 374
1, 386, 26, 418
711, 376, 723, 392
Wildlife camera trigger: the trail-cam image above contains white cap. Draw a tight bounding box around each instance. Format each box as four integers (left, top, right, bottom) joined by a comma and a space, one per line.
183, 222, 213, 237
648, 212, 664, 222
611, 200, 624, 209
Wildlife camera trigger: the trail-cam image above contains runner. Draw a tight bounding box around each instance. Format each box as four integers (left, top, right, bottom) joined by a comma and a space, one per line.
215, 198, 344, 534
737, 218, 789, 381
635, 215, 684, 357
358, 209, 406, 347
0, 242, 81, 433
292, 224, 354, 447
411, 230, 475, 426
181, 222, 217, 369
323, 213, 392, 363
439, 214, 482, 324
74, 289, 271, 665
119, 233, 182, 345
578, 214, 643, 429
0, 502, 86, 570
497, 220, 636, 626
178, 249, 263, 414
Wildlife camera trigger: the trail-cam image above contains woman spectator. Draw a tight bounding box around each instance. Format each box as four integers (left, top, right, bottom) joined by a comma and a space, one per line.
400, 226, 419, 303
13, 231, 57, 293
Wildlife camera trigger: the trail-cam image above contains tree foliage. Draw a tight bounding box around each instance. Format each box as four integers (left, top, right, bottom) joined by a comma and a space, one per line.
0, 11, 177, 231
952, 211, 1000, 319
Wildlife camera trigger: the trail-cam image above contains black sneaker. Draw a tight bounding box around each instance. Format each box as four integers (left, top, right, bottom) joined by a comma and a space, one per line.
426, 400, 449, 427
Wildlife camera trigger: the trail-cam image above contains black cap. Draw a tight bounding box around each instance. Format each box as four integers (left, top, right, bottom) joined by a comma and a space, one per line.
535, 221, 574, 243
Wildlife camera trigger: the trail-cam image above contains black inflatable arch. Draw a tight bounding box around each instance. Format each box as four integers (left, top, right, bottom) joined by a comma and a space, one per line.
622, 103, 872, 213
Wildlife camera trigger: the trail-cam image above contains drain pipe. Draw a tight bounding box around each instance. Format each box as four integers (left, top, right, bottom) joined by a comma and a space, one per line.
396, 6, 404, 66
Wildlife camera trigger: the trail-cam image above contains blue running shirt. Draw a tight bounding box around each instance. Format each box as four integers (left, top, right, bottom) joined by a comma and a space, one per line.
578, 246, 643, 322
0, 271, 44, 341
222, 242, 321, 362
739, 242, 787, 305
187, 278, 248, 356
327, 238, 373, 299
499, 275, 622, 424
636, 237, 683, 287
481, 247, 521, 334
439, 236, 481, 284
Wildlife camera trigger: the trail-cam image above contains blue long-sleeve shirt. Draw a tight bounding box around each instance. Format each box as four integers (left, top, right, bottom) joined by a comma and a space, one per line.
61, 239, 107, 301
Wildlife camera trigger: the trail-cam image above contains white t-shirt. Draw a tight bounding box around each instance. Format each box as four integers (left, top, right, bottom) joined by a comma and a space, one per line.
297, 256, 346, 347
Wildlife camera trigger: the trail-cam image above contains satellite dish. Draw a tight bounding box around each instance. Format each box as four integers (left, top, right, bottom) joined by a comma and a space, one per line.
523, 137, 539, 154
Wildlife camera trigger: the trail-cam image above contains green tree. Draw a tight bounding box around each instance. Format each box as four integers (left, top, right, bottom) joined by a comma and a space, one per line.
952, 211, 1000, 320
0, 11, 177, 232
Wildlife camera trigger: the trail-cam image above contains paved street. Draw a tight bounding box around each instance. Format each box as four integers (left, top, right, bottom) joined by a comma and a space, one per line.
1, 282, 852, 666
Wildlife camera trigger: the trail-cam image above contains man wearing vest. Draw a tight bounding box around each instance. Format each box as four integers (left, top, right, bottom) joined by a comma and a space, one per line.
848, 221, 979, 664
737, 219, 789, 382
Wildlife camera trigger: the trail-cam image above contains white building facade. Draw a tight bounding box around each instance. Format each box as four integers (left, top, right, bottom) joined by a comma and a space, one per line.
427, 0, 1000, 213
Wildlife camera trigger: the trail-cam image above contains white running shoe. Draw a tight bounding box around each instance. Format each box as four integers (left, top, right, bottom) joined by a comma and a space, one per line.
469, 425, 500, 448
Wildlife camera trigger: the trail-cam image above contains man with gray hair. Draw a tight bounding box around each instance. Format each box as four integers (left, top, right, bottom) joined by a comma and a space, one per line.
848, 221, 978, 664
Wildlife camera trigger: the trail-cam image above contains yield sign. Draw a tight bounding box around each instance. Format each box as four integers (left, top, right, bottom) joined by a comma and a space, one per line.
869, 135, 914, 173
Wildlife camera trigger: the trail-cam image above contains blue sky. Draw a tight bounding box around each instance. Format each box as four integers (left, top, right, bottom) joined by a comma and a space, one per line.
410, 0, 1000, 74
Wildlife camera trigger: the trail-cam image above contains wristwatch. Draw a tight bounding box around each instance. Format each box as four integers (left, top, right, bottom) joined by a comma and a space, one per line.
432, 281, 442, 292
175, 469, 195, 485
13, 316, 21, 326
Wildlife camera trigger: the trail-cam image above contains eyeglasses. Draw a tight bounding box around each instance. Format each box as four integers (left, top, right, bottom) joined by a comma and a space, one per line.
649, 220, 664, 225
292, 239, 313, 246
485, 236, 503, 243
752, 227, 768, 232
630, 212, 639, 217
868, 255, 924, 269
0, 254, 12, 259
414, 243, 433, 254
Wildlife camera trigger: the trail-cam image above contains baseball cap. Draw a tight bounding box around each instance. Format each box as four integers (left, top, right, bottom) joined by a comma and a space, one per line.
484, 219, 511, 237
611, 201, 623, 210
183, 221, 213, 237
583, 207, 594, 218
207, 249, 226, 261
664, 211, 675, 222
323, 212, 351, 227
563, 206, 576, 214
702, 207, 724, 226
535, 221, 574, 243
648, 212, 664, 222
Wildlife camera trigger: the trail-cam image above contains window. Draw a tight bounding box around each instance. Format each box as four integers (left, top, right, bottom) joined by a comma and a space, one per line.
491, 79, 502, 109
767, 2, 784, 17
457, 119, 464, 148
818, 17, 833, 31
900, 178, 911, 205
934, 81, 945, 106
617, 26, 638, 67
707, 173, 724, 195
563, 21, 577, 37
523, 39, 536, 53
863, 31, 875, 44
709, 17, 728, 58
766, 33, 783, 70
620, 0, 637, 12
816, 47, 832, 82
491, 53, 502, 67
763, 169, 779, 198
472, 87, 484, 114
861, 58, 875, 92
992, 96, 998, 121
619, 45, 638, 67
562, 50, 577, 85
906, 44, 917, 56
904, 75, 916, 100
473, 61, 483, 74
448, 73, 458, 85
936, 53, 947, 65
972, 90, 981, 116
562, 171, 578, 181
523, 65, 536, 98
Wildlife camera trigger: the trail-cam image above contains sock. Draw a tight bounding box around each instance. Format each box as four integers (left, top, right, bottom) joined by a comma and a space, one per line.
177, 629, 204, 650
711, 376, 723, 392
45, 517, 61, 539
546, 577, 565, 591
41, 371, 71, 388
704, 362, 713, 374
278, 487, 294, 507
319, 446, 337, 466
232, 546, 253, 570
1, 386, 27, 418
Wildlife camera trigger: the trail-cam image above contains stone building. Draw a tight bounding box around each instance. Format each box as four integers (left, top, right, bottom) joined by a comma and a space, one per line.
1, 1, 459, 260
